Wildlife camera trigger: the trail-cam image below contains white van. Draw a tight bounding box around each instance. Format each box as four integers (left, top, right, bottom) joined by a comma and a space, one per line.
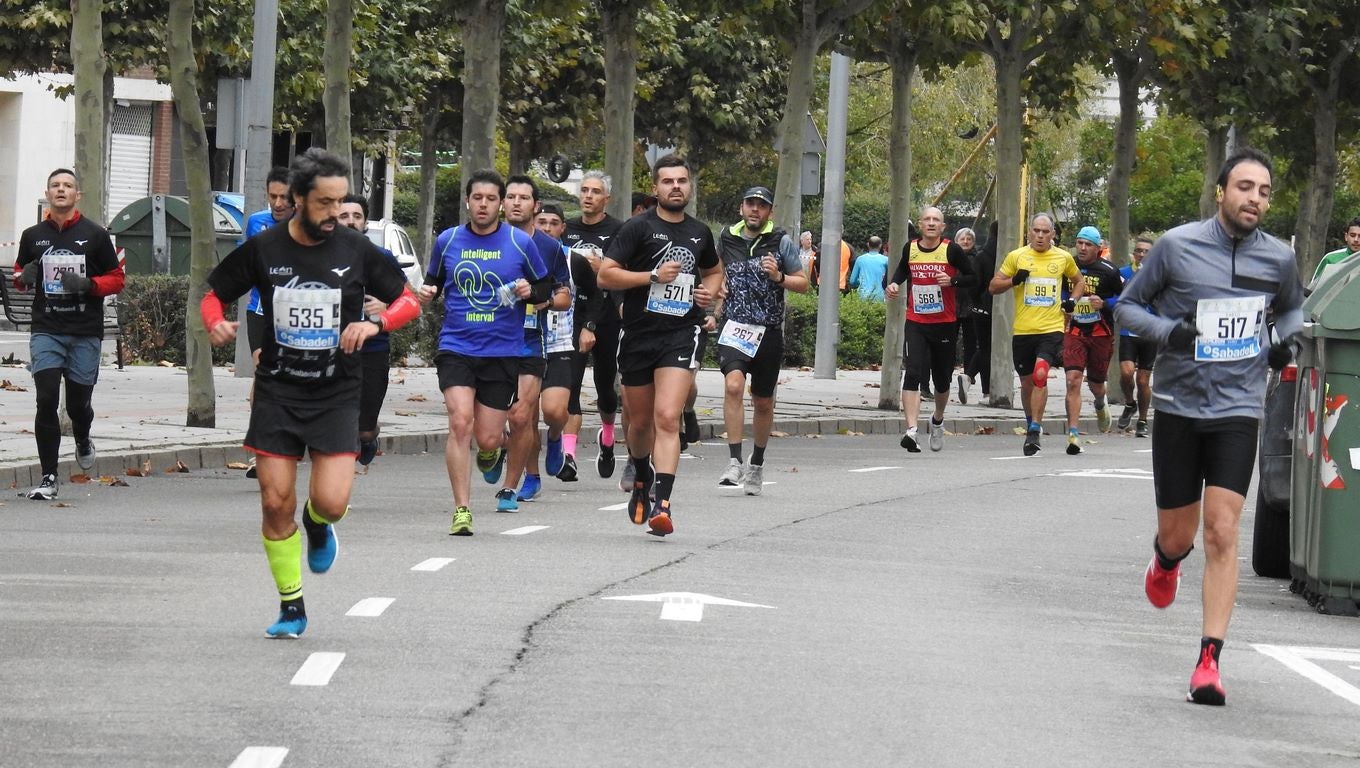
365, 219, 423, 289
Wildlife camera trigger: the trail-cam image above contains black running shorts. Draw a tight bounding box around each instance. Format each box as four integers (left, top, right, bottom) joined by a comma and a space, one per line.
1151, 411, 1259, 508
1012, 331, 1064, 377
718, 325, 783, 399
435, 352, 516, 410
902, 320, 958, 392
1119, 335, 1157, 371
617, 325, 705, 387
246, 399, 359, 459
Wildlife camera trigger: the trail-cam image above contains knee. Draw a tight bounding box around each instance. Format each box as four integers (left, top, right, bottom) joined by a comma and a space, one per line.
654, 407, 681, 432
1202, 515, 1240, 556
260, 490, 296, 520
752, 396, 774, 416
508, 405, 533, 432
1031, 360, 1050, 388
724, 375, 744, 399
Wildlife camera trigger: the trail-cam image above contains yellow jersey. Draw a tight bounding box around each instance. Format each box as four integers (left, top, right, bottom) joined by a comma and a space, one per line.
999, 245, 1080, 335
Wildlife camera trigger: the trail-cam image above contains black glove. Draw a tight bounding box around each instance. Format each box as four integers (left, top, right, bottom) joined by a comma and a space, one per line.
1167, 320, 1198, 351
1061, 299, 1076, 313
1011, 269, 1030, 286
1268, 342, 1294, 370
60, 272, 93, 295
18, 260, 41, 290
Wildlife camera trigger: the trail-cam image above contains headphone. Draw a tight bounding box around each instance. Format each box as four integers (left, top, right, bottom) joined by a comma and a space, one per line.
1215, 185, 1223, 202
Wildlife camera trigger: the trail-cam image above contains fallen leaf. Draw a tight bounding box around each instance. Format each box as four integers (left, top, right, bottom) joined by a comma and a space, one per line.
52, 502, 73, 508
805, 434, 821, 439
226, 461, 251, 470
406, 393, 428, 402
869, 363, 881, 371
166, 460, 190, 473
394, 409, 418, 417
143, 459, 153, 474
392, 377, 406, 386
975, 426, 996, 435
157, 360, 175, 367
125, 467, 148, 477
104, 477, 129, 487
0, 379, 27, 392
769, 430, 789, 438
863, 383, 880, 388
1012, 427, 1027, 435
69, 474, 91, 484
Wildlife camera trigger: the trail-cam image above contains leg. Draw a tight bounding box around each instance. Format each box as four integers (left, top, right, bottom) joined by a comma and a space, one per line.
751, 394, 775, 451
442, 386, 477, 509
651, 369, 692, 477
1064, 370, 1083, 431
63, 377, 95, 444
256, 453, 307, 636
1200, 487, 1246, 639
502, 374, 542, 492
31, 368, 62, 477
1137, 369, 1153, 420
723, 369, 747, 451
1119, 359, 1136, 405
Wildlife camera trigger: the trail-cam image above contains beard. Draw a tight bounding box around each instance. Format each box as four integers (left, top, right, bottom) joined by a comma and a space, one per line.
301, 214, 336, 241
658, 195, 688, 213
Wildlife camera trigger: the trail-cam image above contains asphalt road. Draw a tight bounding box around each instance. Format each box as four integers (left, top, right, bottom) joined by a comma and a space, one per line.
3, 431, 1359, 767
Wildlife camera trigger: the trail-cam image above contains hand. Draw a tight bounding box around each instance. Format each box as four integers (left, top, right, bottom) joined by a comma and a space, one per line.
886, 282, 900, 300
417, 284, 438, 304
512, 278, 531, 300
1011, 269, 1030, 286
702, 315, 717, 332
61, 272, 93, 295
18, 260, 42, 290
761, 254, 780, 280
207, 319, 239, 347
1061, 299, 1076, 313
579, 328, 596, 353
362, 295, 387, 316
1087, 295, 1103, 310
934, 271, 952, 286
340, 320, 379, 354
655, 260, 682, 284
1167, 319, 1198, 351
1268, 341, 1293, 370
694, 282, 714, 310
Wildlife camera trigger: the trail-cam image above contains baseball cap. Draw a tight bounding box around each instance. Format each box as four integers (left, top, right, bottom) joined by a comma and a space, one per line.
1076, 225, 1102, 246
742, 186, 774, 205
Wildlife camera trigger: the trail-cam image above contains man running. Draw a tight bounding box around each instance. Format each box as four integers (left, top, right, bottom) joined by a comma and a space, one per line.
1060, 226, 1123, 454
714, 186, 808, 494
989, 213, 1084, 456
203, 148, 420, 638
886, 206, 976, 453
563, 170, 625, 482
12, 168, 125, 500
1309, 216, 1360, 289
1116, 147, 1304, 705
598, 155, 721, 536
418, 170, 549, 535
1117, 236, 1156, 437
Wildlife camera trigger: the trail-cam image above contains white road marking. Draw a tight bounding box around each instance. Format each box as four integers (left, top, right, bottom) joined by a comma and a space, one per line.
598, 502, 628, 511
603, 591, 775, 622
229, 747, 288, 768
719, 482, 776, 489
501, 525, 549, 535
1135, 448, 1153, 453
1254, 644, 1360, 709
290, 652, 346, 686
411, 557, 454, 571
848, 466, 900, 473
1046, 468, 1154, 480
991, 456, 1030, 461
346, 597, 395, 617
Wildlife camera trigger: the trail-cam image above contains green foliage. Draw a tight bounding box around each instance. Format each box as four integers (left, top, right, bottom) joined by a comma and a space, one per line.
1127, 114, 1205, 236
802, 193, 893, 252
388, 303, 442, 366
782, 290, 886, 369
119, 275, 234, 366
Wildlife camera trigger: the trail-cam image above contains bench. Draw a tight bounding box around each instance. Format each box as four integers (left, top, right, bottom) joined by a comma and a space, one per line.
0, 276, 125, 369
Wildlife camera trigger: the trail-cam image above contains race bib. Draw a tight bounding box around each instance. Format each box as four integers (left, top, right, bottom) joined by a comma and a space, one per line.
1194, 295, 1265, 362
1024, 277, 1058, 307
646, 272, 694, 316
273, 286, 342, 350
1072, 297, 1100, 324
911, 283, 944, 314
523, 304, 538, 330
545, 307, 574, 354
718, 319, 766, 358
42, 254, 86, 296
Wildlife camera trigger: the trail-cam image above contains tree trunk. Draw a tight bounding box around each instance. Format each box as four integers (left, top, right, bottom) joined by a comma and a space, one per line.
416, 93, 441, 258
457, 0, 506, 218
71, 0, 107, 223
1107, 52, 1142, 268
987, 52, 1025, 409
323, 0, 354, 182
600, 0, 641, 221
167, 0, 217, 427
1294, 61, 1344, 276
1199, 123, 1228, 219
507, 133, 529, 176
772, 19, 818, 234
879, 44, 916, 410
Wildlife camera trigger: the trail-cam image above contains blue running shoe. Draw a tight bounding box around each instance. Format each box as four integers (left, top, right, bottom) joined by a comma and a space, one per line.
479, 448, 507, 485
496, 488, 519, 512
265, 602, 307, 638
302, 509, 338, 574
545, 436, 564, 476
518, 473, 541, 502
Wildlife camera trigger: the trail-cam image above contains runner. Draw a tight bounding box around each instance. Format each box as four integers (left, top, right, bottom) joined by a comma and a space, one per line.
1116, 147, 1304, 705
713, 186, 808, 494
418, 169, 549, 535
597, 154, 721, 536
988, 213, 1084, 456
202, 148, 420, 638
12, 168, 125, 500
885, 206, 976, 453
1117, 236, 1156, 437
1060, 226, 1123, 454
1309, 216, 1360, 289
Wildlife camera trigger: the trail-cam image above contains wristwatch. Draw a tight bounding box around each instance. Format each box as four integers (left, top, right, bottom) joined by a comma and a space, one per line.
649, 268, 661, 283
584, 321, 598, 332
367, 316, 384, 331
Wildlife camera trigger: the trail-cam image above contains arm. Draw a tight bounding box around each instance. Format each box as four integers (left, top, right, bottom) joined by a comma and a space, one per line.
775, 234, 809, 294
420, 229, 452, 302
1113, 241, 1178, 340
87, 230, 125, 297
988, 250, 1021, 295
200, 289, 238, 346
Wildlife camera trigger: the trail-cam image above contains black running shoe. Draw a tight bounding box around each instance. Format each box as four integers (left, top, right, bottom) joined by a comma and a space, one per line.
1023, 428, 1042, 456
1117, 403, 1136, 431
556, 454, 579, 482
900, 431, 921, 453
595, 427, 616, 478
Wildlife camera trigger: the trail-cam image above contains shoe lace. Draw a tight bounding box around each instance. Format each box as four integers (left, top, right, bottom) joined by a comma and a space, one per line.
1198, 646, 1218, 671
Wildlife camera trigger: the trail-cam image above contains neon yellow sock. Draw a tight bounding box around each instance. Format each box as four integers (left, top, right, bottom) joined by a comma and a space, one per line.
263, 530, 303, 601
305, 499, 349, 526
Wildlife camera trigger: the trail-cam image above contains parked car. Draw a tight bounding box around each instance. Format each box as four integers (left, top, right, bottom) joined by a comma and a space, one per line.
365, 219, 423, 290
1252, 361, 1297, 579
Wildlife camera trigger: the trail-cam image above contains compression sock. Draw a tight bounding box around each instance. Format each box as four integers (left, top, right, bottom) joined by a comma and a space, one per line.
1154, 537, 1193, 571
263, 530, 303, 602
751, 444, 766, 466
654, 473, 676, 502
562, 433, 577, 457
729, 442, 743, 461
306, 498, 347, 526
1094, 395, 1107, 411
632, 454, 652, 482
601, 422, 615, 447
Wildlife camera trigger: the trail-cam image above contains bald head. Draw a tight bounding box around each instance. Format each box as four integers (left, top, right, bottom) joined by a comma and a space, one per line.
919, 206, 945, 244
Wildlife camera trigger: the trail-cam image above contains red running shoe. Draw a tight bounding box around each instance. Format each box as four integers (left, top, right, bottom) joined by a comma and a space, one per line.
647, 500, 673, 537
1188, 647, 1226, 705
1144, 554, 1180, 608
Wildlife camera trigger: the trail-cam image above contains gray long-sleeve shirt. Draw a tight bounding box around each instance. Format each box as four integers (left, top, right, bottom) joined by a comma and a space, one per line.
1114, 216, 1304, 420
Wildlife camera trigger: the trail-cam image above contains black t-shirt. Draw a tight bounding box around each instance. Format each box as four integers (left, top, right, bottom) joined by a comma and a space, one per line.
564, 214, 623, 326
1067, 257, 1124, 336
604, 209, 719, 334
207, 224, 408, 406
16, 214, 120, 338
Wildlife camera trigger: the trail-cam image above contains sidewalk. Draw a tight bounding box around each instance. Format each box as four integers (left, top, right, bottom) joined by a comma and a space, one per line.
0, 355, 1131, 490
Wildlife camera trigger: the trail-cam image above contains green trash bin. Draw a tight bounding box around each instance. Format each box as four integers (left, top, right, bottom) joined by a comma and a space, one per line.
1295, 255, 1360, 614
109, 195, 242, 276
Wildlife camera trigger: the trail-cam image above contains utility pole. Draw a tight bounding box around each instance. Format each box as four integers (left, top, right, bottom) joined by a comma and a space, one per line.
235, 0, 279, 377
813, 52, 851, 380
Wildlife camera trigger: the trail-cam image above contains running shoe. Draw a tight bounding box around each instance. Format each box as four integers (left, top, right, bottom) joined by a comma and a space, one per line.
1117, 403, 1136, 431
956, 374, 969, 405
245, 460, 258, 479
76, 439, 96, 471
265, 601, 307, 639
1187, 647, 1226, 705
928, 419, 944, 452
647, 499, 674, 537
743, 463, 764, 496
718, 458, 744, 486
683, 410, 701, 444
496, 488, 519, 512
900, 429, 921, 453
1144, 554, 1180, 608
358, 439, 378, 466
25, 473, 58, 501
596, 428, 616, 478
1023, 427, 1042, 456
619, 459, 636, 493
449, 506, 474, 536
1066, 429, 1082, 456
628, 472, 653, 525
1096, 406, 1112, 433
478, 448, 506, 485
545, 436, 564, 477
518, 474, 541, 502
301, 509, 339, 573
557, 454, 579, 482
1135, 419, 1149, 438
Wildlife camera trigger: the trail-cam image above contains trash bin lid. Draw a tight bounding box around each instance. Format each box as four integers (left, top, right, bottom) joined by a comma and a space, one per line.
1305, 254, 1360, 335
